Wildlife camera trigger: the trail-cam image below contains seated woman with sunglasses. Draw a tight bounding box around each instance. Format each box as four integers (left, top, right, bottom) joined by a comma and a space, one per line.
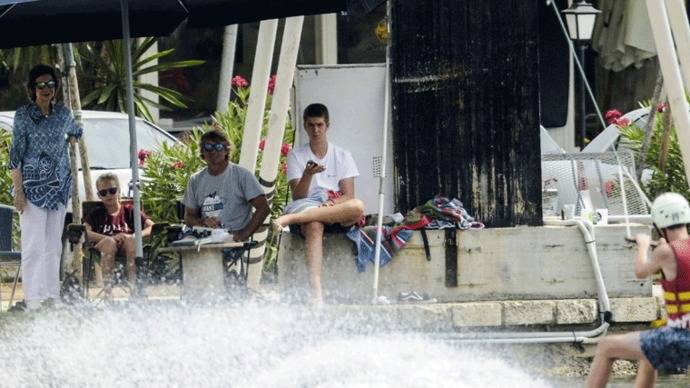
84, 173, 153, 298
9, 64, 83, 310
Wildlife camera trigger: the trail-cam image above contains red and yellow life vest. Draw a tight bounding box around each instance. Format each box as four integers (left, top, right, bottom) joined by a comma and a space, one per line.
663, 239, 690, 328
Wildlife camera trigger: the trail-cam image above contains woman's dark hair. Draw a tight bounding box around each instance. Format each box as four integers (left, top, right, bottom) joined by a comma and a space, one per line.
27, 64, 59, 102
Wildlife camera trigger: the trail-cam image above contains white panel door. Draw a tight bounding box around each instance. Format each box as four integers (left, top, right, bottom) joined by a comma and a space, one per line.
293, 64, 394, 215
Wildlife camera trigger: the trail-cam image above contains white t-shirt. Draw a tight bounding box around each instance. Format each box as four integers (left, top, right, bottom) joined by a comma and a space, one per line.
286, 142, 359, 196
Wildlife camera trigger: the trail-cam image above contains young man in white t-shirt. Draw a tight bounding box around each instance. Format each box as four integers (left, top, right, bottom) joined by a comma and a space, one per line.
275, 103, 365, 304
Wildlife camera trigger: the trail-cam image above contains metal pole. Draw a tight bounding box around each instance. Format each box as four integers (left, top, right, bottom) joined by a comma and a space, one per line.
578, 43, 586, 149
548, 1, 605, 130
120, 0, 144, 267
372, 0, 392, 303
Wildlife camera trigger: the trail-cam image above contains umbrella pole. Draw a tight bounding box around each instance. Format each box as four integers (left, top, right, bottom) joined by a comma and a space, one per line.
371, 0, 392, 304
120, 0, 145, 284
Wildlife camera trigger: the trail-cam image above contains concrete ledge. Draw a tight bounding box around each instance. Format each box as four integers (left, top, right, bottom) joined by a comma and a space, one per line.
309, 298, 661, 329
610, 297, 659, 323
277, 225, 652, 304
556, 299, 598, 324
398, 304, 453, 331
451, 302, 502, 327
503, 301, 555, 325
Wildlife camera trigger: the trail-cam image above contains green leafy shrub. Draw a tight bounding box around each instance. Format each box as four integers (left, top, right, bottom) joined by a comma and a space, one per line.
141, 77, 293, 272
0, 129, 12, 206
617, 105, 690, 200
0, 129, 20, 266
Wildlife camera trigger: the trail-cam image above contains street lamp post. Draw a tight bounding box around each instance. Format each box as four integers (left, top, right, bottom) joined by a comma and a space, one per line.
562, 0, 600, 149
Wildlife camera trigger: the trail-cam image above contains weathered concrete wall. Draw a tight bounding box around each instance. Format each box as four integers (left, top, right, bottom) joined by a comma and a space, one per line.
277, 224, 651, 304
390, 0, 542, 226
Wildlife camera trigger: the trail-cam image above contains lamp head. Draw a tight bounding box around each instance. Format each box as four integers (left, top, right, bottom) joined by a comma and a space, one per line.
561, 0, 601, 42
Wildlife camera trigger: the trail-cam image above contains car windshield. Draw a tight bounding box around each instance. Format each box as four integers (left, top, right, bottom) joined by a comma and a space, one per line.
78, 118, 175, 169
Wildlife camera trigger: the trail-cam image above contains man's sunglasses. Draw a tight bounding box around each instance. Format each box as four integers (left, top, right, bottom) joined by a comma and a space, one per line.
202, 143, 226, 152
97, 187, 118, 197
35, 80, 56, 90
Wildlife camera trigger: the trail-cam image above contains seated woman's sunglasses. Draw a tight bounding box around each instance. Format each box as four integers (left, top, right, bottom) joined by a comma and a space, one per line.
202, 143, 226, 152
97, 187, 118, 197
35, 80, 56, 90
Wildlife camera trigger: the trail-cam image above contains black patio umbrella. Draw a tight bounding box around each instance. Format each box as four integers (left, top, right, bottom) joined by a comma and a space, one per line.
0, 0, 34, 4
0, 0, 349, 273
0, 0, 187, 49
0, 0, 348, 49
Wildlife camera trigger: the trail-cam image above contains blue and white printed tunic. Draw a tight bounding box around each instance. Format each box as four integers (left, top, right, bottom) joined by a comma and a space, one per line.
9, 103, 82, 210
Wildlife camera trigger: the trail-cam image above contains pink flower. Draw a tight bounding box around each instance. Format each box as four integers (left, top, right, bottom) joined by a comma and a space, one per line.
138, 149, 151, 166
604, 181, 615, 198
231, 75, 249, 89
258, 138, 266, 151
657, 102, 667, 113
614, 117, 631, 128
605, 109, 622, 125
171, 161, 184, 170
267, 74, 277, 95
281, 142, 291, 157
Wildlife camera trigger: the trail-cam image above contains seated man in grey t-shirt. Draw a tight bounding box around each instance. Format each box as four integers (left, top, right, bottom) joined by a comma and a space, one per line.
182, 130, 270, 242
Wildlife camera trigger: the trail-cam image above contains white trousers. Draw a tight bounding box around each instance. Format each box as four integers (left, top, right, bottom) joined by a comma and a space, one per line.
19, 201, 66, 305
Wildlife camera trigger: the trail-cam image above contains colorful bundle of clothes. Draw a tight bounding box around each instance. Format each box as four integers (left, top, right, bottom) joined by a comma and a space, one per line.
415, 195, 485, 230
346, 195, 483, 272
346, 226, 413, 272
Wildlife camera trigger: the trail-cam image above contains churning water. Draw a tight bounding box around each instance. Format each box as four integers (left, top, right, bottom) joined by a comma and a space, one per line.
0, 300, 552, 388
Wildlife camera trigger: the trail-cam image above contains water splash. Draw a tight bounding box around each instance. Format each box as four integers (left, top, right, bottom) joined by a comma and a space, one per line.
0, 301, 551, 388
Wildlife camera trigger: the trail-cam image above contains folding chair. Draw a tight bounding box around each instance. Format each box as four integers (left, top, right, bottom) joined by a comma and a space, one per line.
67, 200, 141, 300
222, 239, 258, 291
70, 200, 182, 300
0, 204, 21, 311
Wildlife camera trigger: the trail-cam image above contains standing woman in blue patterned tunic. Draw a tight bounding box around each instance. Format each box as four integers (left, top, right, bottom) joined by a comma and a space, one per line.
9, 64, 82, 310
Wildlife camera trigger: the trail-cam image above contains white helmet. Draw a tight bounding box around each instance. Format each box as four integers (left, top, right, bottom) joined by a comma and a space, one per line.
651, 192, 690, 228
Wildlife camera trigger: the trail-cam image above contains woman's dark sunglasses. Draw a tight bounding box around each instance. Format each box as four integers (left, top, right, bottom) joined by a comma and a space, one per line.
202, 143, 226, 152
35, 80, 56, 90
97, 187, 118, 197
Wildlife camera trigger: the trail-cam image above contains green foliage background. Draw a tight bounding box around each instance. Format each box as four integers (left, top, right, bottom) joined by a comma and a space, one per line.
0, 130, 12, 206
618, 107, 690, 200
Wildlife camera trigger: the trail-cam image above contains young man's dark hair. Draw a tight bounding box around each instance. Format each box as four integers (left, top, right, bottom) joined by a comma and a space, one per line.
27, 64, 59, 102
303, 103, 329, 123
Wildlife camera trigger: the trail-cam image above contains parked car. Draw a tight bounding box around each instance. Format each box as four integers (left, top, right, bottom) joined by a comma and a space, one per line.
0, 109, 180, 204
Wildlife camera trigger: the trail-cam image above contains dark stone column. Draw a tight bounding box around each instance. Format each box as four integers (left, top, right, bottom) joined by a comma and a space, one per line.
391, 0, 542, 227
